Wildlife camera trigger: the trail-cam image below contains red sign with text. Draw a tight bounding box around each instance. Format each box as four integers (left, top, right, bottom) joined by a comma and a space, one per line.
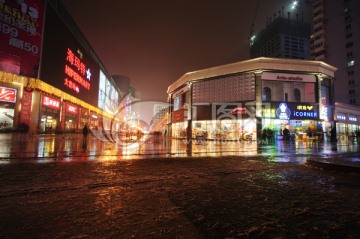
66, 104, 78, 114
0, 87, 17, 103
42, 96, 60, 110
19, 90, 32, 125
64, 48, 92, 94
0, 0, 45, 78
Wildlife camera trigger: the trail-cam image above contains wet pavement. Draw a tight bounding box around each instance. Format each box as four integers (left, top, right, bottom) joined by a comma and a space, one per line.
0, 133, 360, 238
1, 133, 360, 163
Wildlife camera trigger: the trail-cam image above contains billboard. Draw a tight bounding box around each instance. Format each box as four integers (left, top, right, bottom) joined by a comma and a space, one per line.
262, 102, 319, 120
0, 0, 45, 78
0, 86, 17, 103
40, 4, 100, 107
98, 70, 119, 114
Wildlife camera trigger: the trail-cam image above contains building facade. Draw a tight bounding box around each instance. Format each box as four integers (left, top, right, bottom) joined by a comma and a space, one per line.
311, 0, 360, 105
167, 58, 337, 141
334, 102, 360, 143
0, 0, 122, 133
250, 17, 311, 60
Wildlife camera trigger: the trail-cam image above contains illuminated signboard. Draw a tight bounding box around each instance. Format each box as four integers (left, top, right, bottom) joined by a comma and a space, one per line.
98, 70, 119, 113
64, 48, 91, 94
42, 96, 60, 110
231, 107, 247, 115
349, 115, 357, 122
276, 103, 291, 120
173, 96, 181, 111
320, 105, 330, 121
0, 0, 45, 78
292, 104, 318, 118
261, 72, 316, 83
40, 4, 99, 107
336, 114, 346, 121
66, 104, 78, 114
262, 108, 276, 118
274, 102, 319, 120
0, 87, 17, 103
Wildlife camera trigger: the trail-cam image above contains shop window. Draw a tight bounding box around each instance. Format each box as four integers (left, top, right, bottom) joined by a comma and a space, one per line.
294, 88, 301, 102
262, 87, 271, 101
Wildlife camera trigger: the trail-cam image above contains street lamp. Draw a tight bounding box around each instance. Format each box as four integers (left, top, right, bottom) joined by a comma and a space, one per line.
291, 0, 298, 10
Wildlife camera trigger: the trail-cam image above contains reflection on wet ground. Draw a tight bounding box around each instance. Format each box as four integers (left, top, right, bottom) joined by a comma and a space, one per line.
0, 154, 359, 238
0, 133, 360, 238
0, 133, 359, 163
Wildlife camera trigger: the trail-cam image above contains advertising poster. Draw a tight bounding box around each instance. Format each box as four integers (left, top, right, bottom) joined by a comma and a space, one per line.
0, 0, 45, 78
19, 90, 32, 125
0, 86, 17, 103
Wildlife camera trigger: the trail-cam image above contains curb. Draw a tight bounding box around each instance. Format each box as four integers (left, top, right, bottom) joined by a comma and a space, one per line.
307, 158, 360, 173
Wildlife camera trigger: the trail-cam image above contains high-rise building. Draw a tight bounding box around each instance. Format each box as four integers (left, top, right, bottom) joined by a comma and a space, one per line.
311, 0, 360, 105
0, 0, 122, 133
250, 16, 311, 60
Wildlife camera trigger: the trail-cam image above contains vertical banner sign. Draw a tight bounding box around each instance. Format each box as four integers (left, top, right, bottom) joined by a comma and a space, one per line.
61, 102, 66, 129
0, 0, 45, 78
19, 90, 32, 125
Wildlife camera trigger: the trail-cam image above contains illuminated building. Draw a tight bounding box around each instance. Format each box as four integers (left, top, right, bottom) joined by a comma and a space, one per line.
167, 57, 337, 141
0, 0, 122, 133
334, 102, 360, 143
311, 0, 360, 105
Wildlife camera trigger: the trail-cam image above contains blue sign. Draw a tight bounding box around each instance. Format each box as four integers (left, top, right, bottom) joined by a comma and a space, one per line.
275, 102, 319, 120
276, 103, 291, 120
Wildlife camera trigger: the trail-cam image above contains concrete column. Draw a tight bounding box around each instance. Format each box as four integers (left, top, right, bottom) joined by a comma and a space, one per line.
254, 71, 263, 140
186, 82, 193, 140
186, 82, 193, 156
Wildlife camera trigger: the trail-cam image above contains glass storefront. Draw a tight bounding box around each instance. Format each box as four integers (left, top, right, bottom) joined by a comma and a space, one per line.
192, 119, 257, 140
64, 113, 77, 132
39, 108, 59, 133
90, 112, 99, 130
0, 105, 15, 129
171, 120, 257, 140
262, 118, 326, 140
171, 122, 188, 138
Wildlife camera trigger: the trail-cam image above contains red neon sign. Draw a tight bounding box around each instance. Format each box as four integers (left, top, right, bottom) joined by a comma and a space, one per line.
42, 96, 60, 109
64, 48, 91, 94
231, 107, 247, 115
66, 105, 78, 114
0, 87, 17, 103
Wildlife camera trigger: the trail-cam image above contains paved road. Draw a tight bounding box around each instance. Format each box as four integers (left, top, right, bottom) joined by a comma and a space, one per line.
1, 155, 360, 238
0, 133, 360, 238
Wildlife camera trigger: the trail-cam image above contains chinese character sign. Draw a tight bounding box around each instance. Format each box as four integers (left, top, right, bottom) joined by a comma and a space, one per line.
42, 96, 60, 109
64, 48, 92, 94
0, 0, 45, 78
19, 90, 32, 125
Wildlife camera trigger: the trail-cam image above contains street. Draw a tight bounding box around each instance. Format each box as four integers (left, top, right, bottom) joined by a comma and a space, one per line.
0, 134, 360, 238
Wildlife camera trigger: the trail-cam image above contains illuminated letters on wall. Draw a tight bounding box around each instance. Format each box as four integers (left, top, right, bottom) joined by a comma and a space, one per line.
64, 48, 91, 94
40, 4, 100, 107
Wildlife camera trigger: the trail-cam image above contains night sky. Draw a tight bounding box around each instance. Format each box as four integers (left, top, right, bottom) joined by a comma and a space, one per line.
61, 0, 313, 102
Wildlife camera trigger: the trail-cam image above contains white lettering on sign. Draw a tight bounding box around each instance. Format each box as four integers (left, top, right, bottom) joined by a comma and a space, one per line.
42, 96, 60, 109
68, 106, 76, 113
8, 37, 39, 54
262, 72, 316, 83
